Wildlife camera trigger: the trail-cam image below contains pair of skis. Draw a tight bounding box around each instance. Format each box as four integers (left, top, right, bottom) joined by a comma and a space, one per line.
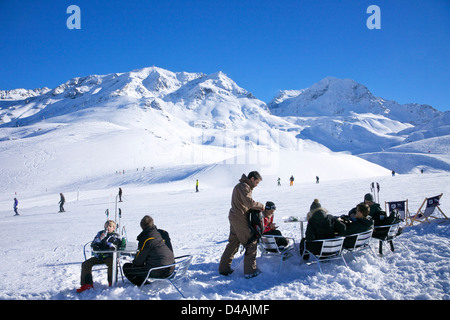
105, 194, 127, 238
371, 182, 380, 203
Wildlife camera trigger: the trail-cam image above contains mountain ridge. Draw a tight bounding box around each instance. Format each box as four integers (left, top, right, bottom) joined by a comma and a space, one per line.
0, 66, 448, 189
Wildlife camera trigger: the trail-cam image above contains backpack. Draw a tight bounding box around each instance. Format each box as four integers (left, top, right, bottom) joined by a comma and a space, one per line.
372, 209, 403, 226
247, 209, 264, 244
157, 228, 173, 252
371, 210, 388, 226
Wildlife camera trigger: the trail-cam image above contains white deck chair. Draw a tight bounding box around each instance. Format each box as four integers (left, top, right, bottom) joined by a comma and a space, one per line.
140, 255, 193, 298
301, 237, 348, 274
410, 193, 447, 226
259, 235, 295, 273
372, 223, 401, 255
342, 229, 375, 260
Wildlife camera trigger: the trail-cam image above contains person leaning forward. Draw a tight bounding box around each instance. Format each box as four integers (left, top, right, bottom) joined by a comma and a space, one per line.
123, 215, 175, 286
219, 171, 265, 279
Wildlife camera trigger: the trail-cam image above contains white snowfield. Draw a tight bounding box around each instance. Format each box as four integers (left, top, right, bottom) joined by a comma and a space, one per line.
0, 168, 448, 300
0, 66, 449, 300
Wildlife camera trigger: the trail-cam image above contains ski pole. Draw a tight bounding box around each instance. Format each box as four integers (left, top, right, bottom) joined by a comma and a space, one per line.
118, 208, 122, 231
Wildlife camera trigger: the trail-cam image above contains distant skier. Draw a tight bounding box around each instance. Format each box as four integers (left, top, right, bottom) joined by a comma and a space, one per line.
59, 193, 65, 213
13, 198, 19, 216
196, 180, 199, 192
316, 176, 320, 184
277, 177, 281, 186
118, 188, 123, 202
289, 175, 294, 186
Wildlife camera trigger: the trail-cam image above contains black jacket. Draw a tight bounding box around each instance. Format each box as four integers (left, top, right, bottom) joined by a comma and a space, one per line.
91, 230, 123, 260
344, 216, 374, 236
305, 208, 346, 241
133, 226, 175, 270
343, 216, 374, 248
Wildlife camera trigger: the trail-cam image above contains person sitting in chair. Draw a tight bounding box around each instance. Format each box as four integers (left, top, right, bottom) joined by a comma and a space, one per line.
340, 203, 374, 248
349, 193, 385, 225
261, 201, 288, 248
300, 199, 346, 259
123, 215, 175, 286
77, 220, 124, 293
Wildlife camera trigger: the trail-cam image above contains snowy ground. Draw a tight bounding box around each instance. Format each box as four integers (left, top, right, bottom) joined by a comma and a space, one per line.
1, 169, 449, 300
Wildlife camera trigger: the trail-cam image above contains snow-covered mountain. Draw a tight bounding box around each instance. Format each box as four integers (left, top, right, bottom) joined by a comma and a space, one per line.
267, 77, 450, 163
268, 77, 442, 124
0, 67, 448, 194
0, 67, 300, 192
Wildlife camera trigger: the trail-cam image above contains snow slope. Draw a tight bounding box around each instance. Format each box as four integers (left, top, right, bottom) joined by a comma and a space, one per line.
0, 169, 449, 300
0, 66, 449, 301
0, 66, 400, 195
1, 67, 449, 176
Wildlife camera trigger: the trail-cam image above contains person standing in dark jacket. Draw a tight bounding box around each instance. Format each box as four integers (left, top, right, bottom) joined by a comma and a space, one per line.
123, 215, 175, 286
300, 199, 346, 258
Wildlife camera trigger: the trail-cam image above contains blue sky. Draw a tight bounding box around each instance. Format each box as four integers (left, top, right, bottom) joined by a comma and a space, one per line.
1, 0, 449, 111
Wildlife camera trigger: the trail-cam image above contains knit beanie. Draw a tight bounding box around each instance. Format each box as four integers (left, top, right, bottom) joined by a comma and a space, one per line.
364, 193, 374, 202
310, 199, 321, 211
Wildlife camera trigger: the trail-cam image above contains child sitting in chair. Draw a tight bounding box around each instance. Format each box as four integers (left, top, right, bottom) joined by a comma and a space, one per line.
77, 220, 124, 293
262, 201, 288, 248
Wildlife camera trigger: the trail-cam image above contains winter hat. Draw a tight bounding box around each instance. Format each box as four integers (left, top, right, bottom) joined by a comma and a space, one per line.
265, 201, 276, 210
310, 199, 321, 211
364, 193, 374, 202
140, 215, 154, 230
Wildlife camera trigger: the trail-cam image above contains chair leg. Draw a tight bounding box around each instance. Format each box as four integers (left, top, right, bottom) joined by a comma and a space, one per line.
169, 279, 186, 299
119, 265, 124, 283
341, 256, 349, 269
389, 240, 395, 252
278, 257, 283, 273
379, 240, 383, 255
316, 261, 323, 274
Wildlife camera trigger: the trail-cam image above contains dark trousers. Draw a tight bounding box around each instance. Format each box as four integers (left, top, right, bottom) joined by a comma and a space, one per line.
80, 257, 113, 285
123, 263, 174, 286
264, 230, 288, 247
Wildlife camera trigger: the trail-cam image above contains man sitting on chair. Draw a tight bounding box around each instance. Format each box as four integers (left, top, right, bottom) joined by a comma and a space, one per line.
340, 203, 374, 248
123, 215, 175, 286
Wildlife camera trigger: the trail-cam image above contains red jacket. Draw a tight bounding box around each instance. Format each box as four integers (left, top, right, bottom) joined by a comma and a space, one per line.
263, 215, 273, 234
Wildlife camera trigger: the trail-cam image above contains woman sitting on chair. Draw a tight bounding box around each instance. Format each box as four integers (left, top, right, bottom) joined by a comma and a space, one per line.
300, 199, 346, 259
